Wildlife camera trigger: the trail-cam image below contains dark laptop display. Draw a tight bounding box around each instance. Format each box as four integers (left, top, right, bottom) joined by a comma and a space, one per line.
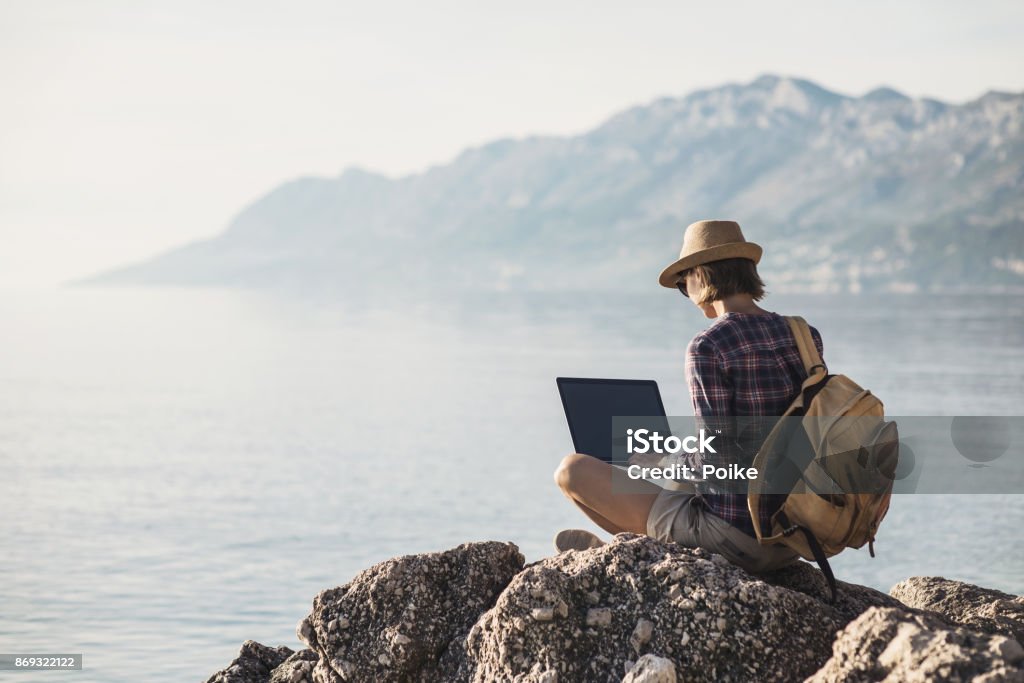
556, 377, 671, 463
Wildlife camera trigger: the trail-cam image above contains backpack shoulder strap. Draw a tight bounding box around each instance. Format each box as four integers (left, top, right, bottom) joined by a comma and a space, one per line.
785, 315, 826, 377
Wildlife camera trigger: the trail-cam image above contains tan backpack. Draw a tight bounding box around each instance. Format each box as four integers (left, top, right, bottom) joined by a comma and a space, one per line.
748, 316, 899, 602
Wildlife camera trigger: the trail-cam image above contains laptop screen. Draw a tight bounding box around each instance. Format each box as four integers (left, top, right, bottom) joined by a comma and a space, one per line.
557, 377, 671, 463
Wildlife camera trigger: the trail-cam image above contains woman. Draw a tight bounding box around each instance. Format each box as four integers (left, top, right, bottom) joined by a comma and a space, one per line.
553, 220, 823, 573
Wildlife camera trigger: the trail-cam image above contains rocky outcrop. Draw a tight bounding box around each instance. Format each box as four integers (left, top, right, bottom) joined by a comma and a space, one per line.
296, 541, 525, 682
891, 576, 1024, 643
205, 535, 1023, 683
762, 559, 908, 625
205, 643, 305, 683
806, 606, 1024, 682
456, 535, 896, 682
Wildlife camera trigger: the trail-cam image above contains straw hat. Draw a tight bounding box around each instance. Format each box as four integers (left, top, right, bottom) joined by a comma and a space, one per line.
658, 219, 762, 288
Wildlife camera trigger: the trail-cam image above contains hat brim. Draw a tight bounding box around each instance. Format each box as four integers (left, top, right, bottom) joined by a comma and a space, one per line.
658, 242, 763, 288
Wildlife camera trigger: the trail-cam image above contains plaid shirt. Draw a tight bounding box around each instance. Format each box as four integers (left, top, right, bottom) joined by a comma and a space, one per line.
681, 312, 824, 537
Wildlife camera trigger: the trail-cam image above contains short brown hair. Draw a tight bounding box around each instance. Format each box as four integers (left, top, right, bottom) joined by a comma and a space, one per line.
684, 257, 765, 305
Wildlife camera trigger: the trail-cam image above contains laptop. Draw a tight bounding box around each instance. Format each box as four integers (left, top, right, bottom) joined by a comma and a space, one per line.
556, 377, 672, 464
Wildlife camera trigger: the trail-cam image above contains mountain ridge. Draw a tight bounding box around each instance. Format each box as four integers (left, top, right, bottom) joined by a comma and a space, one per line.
80, 74, 1024, 295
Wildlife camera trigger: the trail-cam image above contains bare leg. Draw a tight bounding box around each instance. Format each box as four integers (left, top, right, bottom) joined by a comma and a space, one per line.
553, 453, 666, 535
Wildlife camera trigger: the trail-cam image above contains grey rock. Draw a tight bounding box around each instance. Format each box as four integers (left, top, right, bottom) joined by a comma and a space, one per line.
269, 650, 319, 683
762, 559, 909, 625
805, 606, 1024, 682
459, 535, 856, 682
205, 640, 299, 683
204, 537, 1024, 683
623, 654, 677, 683
586, 607, 613, 627
630, 618, 655, 654
531, 606, 555, 622
300, 541, 524, 682
891, 576, 1024, 643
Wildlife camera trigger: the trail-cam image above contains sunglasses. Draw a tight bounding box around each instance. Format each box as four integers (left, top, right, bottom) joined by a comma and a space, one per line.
675, 270, 691, 297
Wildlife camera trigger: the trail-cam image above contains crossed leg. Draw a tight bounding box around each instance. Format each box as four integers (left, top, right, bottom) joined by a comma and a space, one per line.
553, 453, 664, 535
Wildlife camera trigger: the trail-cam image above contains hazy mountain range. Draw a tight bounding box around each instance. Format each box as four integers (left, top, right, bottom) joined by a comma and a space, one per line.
82, 75, 1024, 295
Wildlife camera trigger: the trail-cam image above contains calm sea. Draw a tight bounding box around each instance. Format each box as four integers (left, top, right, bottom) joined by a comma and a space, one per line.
1, 287, 1022, 682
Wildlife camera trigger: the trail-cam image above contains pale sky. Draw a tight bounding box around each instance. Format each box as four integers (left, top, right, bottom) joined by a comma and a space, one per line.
2, 0, 1022, 287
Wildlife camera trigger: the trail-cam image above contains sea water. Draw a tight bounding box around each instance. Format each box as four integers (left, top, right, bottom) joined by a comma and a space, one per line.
0, 287, 1021, 682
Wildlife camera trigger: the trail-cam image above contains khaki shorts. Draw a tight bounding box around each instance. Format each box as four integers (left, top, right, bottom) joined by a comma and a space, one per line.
646, 485, 799, 574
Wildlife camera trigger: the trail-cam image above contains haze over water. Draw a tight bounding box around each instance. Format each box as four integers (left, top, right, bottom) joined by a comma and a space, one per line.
1, 287, 1021, 681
